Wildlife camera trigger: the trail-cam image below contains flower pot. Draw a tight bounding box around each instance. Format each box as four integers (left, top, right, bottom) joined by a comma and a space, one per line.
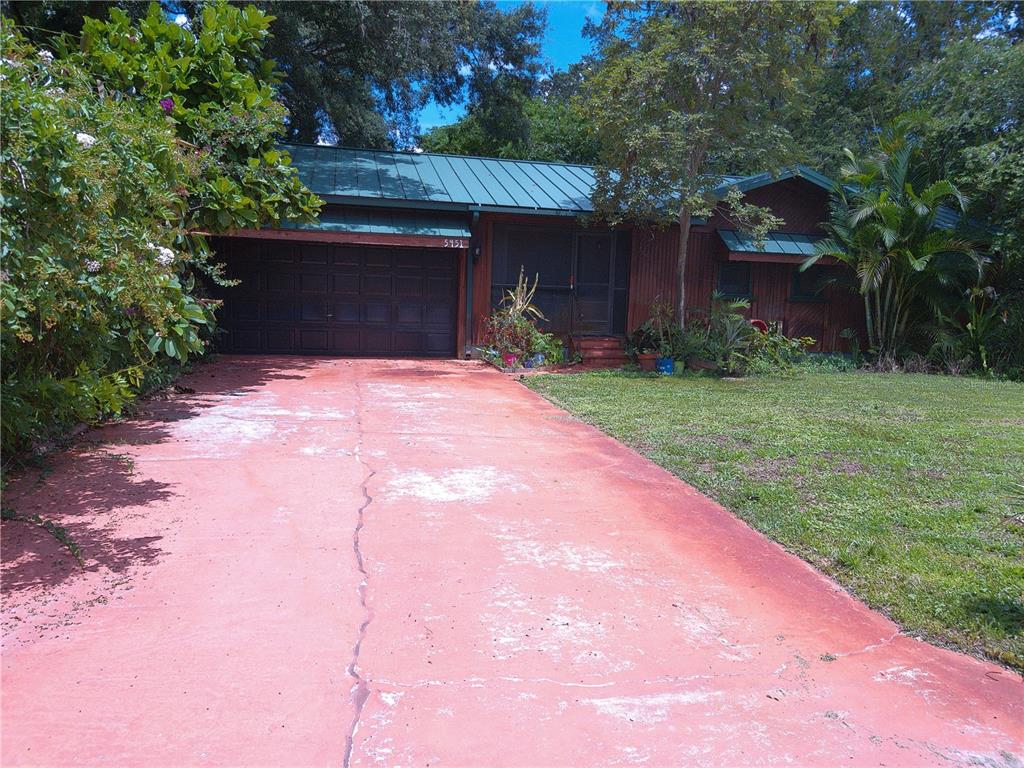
637, 352, 657, 372
688, 357, 717, 372
655, 356, 675, 375
501, 353, 518, 368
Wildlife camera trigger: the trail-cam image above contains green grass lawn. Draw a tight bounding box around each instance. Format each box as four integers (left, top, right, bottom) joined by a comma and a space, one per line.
525, 370, 1024, 669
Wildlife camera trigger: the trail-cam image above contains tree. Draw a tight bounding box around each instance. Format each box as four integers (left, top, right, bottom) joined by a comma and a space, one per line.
803, 125, 982, 359
419, 88, 600, 164
580, 1, 836, 327
786, 1, 1018, 175
258, 0, 545, 147
897, 38, 1024, 273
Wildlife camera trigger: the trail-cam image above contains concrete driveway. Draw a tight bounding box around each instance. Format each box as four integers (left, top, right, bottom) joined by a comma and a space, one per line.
1, 357, 1020, 767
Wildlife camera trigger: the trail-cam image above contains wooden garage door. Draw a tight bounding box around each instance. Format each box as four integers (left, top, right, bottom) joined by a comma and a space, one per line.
213, 238, 457, 357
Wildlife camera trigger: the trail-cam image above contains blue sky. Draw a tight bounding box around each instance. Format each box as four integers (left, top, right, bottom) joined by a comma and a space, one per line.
418, 0, 603, 130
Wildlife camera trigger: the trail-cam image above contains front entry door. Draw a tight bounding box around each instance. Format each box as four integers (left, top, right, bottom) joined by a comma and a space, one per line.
490, 226, 630, 337
573, 231, 630, 336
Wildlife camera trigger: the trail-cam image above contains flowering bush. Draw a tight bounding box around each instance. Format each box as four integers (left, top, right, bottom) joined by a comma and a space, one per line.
0, 28, 217, 454
1, 5, 321, 458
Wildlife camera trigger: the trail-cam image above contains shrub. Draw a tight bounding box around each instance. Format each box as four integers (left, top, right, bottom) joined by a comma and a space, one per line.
1, 5, 322, 459
740, 325, 815, 376
482, 268, 563, 367
1, 29, 217, 455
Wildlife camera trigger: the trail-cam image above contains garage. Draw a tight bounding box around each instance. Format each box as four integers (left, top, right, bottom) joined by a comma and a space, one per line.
212, 237, 459, 357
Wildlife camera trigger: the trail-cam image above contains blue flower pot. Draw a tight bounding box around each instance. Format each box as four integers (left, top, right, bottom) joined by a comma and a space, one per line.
655, 356, 675, 375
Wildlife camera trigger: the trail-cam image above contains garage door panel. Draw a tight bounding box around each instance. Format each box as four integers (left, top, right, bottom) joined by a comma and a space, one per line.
266, 328, 296, 351
267, 300, 297, 322
331, 329, 360, 354
232, 299, 261, 322
360, 330, 390, 355
427, 277, 454, 297
363, 251, 391, 269
265, 244, 296, 263
228, 328, 262, 352
332, 301, 360, 323
393, 331, 424, 354
299, 329, 329, 351
332, 248, 360, 267
215, 241, 456, 357
299, 245, 328, 264
267, 272, 296, 292
301, 300, 328, 322
362, 303, 391, 324
425, 303, 453, 325
332, 272, 360, 294
361, 274, 391, 295
300, 273, 328, 293
424, 332, 454, 353
394, 275, 423, 298
396, 304, 424, 324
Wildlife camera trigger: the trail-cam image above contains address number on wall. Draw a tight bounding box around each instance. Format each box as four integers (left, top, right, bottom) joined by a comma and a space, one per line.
443, 238, 468, 249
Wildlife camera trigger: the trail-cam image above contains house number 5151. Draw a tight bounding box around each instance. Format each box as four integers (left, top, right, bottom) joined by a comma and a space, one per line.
443, 238, 468, 249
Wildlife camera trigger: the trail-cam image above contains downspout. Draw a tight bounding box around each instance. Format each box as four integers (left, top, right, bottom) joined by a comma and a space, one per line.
465, 209, 479, 358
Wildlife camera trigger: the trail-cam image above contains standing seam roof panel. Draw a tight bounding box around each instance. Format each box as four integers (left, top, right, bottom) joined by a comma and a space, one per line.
411, 154, 457, 203
377, 152, 409, 200
559, 164, 600, 197
446, 156, 497, 206
428, 154, 475, 204
535, 162, 591, 200
476, 158, 539, 208
501, 162, 563, 209
532, 164, 593, 210
390, 152, 431, 201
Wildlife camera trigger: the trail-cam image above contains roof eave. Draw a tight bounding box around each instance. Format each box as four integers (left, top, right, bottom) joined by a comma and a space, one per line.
316, 194, 590, 218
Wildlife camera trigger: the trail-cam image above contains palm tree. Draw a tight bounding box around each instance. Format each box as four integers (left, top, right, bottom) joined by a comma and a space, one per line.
803, 124, 983, 359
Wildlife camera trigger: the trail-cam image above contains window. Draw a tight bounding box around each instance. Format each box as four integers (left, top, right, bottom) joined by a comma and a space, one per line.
790, 265, 828, 302
717, 261, 751, 298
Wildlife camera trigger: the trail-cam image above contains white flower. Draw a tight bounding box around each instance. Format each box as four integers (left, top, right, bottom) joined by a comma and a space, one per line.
85, 260, 101, 273
47, 87, 66, 97
149, 243, 176, 266
37, 50, 54, 63
75, 132, 97, 148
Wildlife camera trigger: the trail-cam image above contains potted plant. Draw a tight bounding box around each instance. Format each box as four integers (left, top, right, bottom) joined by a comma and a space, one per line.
651, 299, 677, 374
482, 268, 548, 370
626, 323, 659, 371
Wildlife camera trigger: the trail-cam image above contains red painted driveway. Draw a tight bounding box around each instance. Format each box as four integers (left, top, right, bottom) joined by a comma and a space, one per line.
2, 357, 1020, 766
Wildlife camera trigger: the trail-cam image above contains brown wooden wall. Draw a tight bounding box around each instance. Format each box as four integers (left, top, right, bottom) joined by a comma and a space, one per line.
471, 178, 865, 353
626, 177, 865, 353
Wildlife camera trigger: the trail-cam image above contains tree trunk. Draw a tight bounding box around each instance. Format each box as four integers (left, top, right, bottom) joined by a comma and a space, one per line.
676, 206, 693, 329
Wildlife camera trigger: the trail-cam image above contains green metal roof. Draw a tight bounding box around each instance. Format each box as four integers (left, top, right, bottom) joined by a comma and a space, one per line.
284, 143, 596, 215
280, 146, 964, 236
718, 229, 821, 256
280, 205, 469, 238
713, 165, 836, 197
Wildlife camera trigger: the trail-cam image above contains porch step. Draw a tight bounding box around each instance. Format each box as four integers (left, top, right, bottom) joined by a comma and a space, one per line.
584, 347, 630, 360
574, 336, 629, 368
577, 336, 626, 351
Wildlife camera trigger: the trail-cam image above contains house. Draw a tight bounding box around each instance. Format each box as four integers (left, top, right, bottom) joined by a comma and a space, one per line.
209, 145, 864, 360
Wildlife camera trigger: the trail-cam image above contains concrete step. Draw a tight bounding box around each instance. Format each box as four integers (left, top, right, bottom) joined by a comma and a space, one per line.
577, 337, 625, 350
583, 348, 629, 360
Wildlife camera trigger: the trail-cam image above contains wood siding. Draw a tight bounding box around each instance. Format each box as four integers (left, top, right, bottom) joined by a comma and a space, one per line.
627, 177, 865, 353
473, 178, 865, 353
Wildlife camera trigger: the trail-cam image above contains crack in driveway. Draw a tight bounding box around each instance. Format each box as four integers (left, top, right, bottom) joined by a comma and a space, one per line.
343, 376, 376, 768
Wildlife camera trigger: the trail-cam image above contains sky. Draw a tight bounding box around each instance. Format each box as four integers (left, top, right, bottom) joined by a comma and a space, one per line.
417, 0, 603, 130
